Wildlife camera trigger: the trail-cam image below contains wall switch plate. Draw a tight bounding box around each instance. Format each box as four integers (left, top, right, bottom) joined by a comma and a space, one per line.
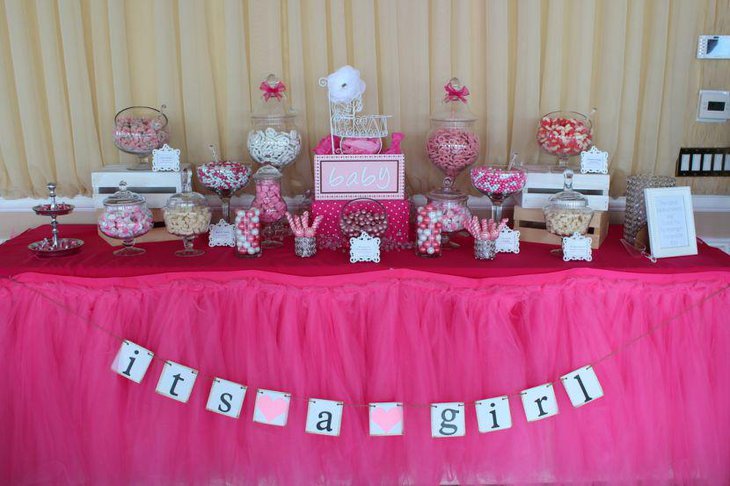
697, 90, 730, 122
676, 147, 730, 177
697, 35, 730, 59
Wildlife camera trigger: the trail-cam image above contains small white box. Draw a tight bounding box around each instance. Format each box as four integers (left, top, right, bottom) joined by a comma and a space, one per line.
515, 167, 610, 210
91, 164, 191, 208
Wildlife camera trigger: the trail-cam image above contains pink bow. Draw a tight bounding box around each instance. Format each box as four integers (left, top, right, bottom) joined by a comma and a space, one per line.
443, 83, 469, 103
260, 81, 286, 101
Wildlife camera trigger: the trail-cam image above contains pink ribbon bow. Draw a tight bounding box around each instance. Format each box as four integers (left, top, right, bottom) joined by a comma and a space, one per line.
259, 81, 286, 101
443, 82, 470, 103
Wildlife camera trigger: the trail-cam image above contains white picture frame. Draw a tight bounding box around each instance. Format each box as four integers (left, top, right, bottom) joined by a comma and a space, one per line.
349, 232, 381, 263
579, 146, 609, 174
644, 186, 697, 258
152, 144, 181, 172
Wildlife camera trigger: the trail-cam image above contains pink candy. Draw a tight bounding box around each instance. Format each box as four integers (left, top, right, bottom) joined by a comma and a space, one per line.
234, 208, 261, 256
251, 179, 287, 223
340, 137, 383, 154
98, 205, 153, 240
113, 116, 168, 155
471, 167, 526, 197
415, 204, 443, 257
536, 116, 592, 156
285, 211, 323, 238
197, 161, 251, 194
465, 216, 508, 241
426, 128, 480, 176
428, 200, 471, 233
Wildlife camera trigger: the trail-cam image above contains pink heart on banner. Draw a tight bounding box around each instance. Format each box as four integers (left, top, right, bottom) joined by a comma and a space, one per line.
371, 406, 402, 433
257, 395, 288, 422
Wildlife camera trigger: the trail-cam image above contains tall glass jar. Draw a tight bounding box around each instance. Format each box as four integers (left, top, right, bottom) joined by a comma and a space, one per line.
163, 171, 211, 257
251, 165, 288, 247
247, 74, 302, 173
426, 189, 470, 248
543, 169, 594, 237
426, 78, 480, 193
98, 181, 153, 256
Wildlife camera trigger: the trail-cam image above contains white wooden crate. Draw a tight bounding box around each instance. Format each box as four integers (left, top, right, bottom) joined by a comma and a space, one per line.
515, 168, 610, 210
91, 164, 191, 208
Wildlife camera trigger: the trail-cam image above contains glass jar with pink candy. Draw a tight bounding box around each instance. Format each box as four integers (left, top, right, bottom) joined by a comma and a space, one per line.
536, 109, 595, 170
470, 154, 527, 222
251, 165, 288, 248
98, 181, 153, 256
113, 105, 169, 171
196, 145, 251, 224
426, 78, 480, 193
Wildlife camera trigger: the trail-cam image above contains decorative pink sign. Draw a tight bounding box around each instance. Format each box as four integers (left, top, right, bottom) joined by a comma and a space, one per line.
314, 154, 405, 200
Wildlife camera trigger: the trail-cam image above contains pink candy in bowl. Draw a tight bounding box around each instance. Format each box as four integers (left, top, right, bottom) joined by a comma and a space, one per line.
536, 110, 593, 167
471, 164, 527, 221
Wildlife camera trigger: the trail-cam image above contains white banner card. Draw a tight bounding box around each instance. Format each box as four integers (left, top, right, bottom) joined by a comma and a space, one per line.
369, 402, 403, 436
475, 396, 512, 433
111, 340, 154, 384
206, 378, 247, 419
520, 383, 559, 422
495, 227, 520, 254
431, 402, 466, 438
305, 398, 343, 436
155, 361, 198, 403
561, 365, 604, 408
253, 389, 291, 427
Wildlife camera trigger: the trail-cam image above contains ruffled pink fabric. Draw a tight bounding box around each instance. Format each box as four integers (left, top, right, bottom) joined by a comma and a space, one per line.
1, 268, 728, 484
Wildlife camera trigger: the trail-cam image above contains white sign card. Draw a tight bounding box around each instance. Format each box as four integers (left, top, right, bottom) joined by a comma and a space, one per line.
111, 340, 154, 384
155, 360, 198, 403
580, 146, 609, 174
152, 144, 181, 172
644, 186, 697, 258
562, 233, 593, 262
475, 396, 512, 433
431, 402, 466, 438
305, 398, 344, 436
561, 366, 604, 408
369, 402, 404, 436
253, 389, 291, 427
520, 383, 559, 422
208, 219, 235, 247
349, 232, 381, 263
495, 227, 520, 254
206, 378, 247, 419
314, 154, 406, 200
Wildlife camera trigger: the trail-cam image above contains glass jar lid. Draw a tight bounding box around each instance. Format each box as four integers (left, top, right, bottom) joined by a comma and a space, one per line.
253, 164, 283, 181
251, 74, 297, 120
103, 181, 146, 206
427, 188, 469, 204
167, 170, 207, 206
547, 169, 589, 209
430, 78, 477, 123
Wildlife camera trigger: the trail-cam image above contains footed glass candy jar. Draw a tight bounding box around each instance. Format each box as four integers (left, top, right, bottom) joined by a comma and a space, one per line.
426, 78, 480, 192
98, 181, 153, 256
543, 169, 594, 237
113, 105, 169, 171
537, 110, 593, 169
164, 171, 211, 257
247, 74, 302, 173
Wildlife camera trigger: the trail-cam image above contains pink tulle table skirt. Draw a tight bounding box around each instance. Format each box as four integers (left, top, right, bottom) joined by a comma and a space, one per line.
1, 268, 729, 484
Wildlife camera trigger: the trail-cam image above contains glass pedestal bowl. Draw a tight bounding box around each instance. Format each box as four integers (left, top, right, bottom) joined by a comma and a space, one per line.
536, 110, 593, 170
470, 165, 527, 221
196, 160, 251, 223
113, 106, 169, 171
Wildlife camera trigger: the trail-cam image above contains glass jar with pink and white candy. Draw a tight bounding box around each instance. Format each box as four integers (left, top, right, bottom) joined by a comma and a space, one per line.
98, 181, 153, 256
426, 78, 480, 193
251, 165, 288, 248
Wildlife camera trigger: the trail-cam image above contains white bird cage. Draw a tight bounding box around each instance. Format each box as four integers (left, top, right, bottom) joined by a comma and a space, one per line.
319, 77, 390, 153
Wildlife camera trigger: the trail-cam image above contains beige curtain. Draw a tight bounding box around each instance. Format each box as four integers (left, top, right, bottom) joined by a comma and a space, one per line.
0, 0, 728, 199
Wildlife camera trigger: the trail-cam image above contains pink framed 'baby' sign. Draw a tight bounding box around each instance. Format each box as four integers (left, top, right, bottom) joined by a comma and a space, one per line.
314, 154, 405, 200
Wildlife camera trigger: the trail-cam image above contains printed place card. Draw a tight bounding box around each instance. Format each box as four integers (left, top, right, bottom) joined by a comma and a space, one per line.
644, 186, 697, 258
495, 227, 520, 254
562, 233, 593, 262
152, 144, 181, 172
208, 219, 235, 247
580, 146, 608, 174
349, 232, 381, 263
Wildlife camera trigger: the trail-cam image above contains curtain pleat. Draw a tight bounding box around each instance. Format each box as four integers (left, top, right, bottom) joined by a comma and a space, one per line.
0, 0, 727, 198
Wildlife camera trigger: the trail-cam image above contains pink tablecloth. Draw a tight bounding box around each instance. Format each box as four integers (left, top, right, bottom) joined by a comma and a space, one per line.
1, 267, 729, 484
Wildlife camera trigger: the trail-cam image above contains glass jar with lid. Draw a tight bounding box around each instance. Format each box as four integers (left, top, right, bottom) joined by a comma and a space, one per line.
426, 189, 471, 248
247, 74, 302, 173
164, 170, 211, 257
98, 181, 154, 256
543, 169, 594, 237
426, 78, 481, 193
251, 165, 288, 247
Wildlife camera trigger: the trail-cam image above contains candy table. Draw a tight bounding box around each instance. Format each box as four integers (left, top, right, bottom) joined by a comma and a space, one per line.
1, 225, 729, 484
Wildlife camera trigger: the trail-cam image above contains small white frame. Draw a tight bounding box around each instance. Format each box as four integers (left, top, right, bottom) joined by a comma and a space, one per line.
580, 146, 609, 174
349, 232, 381, 263
644, 186, 697, 258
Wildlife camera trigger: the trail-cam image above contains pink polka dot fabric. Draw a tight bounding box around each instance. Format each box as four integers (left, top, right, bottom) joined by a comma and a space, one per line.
311, 199, 411, 248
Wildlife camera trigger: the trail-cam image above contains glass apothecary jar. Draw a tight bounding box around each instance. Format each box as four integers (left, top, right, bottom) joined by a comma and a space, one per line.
426, 78, 480, 192
543, 169, 594, 237
164, 171, 211, 257
247, 74, 302, 172
426, 189, 470, 248
251, 165, 288, 247
98, 181, 153, 256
